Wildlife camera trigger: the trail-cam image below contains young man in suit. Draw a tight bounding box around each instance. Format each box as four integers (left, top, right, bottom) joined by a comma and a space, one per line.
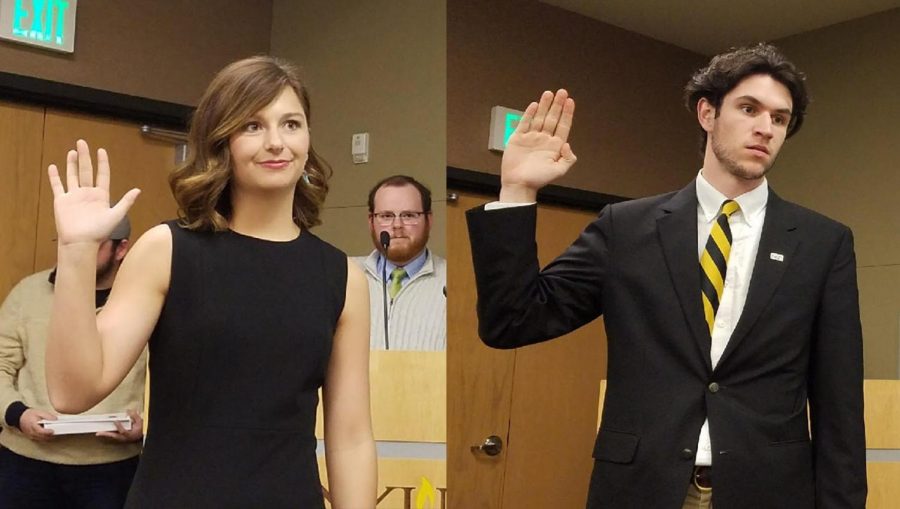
466, 44, 865, 508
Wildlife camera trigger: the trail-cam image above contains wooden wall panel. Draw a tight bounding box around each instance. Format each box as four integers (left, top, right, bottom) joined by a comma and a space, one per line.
865, 379, 900, 449
0, 101, 44, 298
867, 462, 900, 509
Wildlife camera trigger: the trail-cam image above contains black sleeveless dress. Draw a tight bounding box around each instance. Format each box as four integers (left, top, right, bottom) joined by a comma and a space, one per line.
125, 222, 347, 508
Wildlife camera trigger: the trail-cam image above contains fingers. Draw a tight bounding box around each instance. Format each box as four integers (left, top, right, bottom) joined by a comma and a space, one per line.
95, 148, 110, 191
96, 430, 127, 442
554, 97, 576, 142
531, 90, 554, 132
48, 165, 65, 197
518, 90, 574, 139
515, 102, 538, 134
541, 89, 569, 135
66, 149, 78, 191
76, 139, 95, 187
27, 422, 55, 441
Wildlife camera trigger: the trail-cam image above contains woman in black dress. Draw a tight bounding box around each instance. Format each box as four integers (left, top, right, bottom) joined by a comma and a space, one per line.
44, 57, 376, 508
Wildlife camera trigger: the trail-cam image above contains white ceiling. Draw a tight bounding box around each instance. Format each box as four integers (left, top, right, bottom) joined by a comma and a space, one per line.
540, 0, 900, 55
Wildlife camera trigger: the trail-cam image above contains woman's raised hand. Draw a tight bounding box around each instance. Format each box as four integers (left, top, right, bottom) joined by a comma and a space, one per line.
47, 139, 141, 246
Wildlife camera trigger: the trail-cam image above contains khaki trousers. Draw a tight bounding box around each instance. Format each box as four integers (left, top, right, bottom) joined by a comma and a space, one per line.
681, 482, 713, 509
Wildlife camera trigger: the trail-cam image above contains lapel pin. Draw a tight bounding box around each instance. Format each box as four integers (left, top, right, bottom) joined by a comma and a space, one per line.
770, 252, 784, 262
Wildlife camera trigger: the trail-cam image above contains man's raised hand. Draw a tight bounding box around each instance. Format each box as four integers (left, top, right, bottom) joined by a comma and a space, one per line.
500, 89, 577, 203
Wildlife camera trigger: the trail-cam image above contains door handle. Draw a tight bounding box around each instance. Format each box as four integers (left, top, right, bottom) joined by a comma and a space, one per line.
471, 435, 503, 456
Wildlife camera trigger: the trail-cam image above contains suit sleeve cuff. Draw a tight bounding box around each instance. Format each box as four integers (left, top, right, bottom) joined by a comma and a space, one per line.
484, 201, 536, 211
5, 401, 28, 429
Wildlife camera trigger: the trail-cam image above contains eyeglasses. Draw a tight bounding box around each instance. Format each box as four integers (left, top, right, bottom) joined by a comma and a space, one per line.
372, 211, 426, 226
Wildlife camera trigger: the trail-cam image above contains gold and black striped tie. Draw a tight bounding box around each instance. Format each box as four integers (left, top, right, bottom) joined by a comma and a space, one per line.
700, 200, 741, 335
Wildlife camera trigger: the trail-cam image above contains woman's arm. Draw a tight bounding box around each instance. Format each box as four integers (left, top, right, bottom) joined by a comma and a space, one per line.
323, 259, 376, 508
45, 140, 169, 413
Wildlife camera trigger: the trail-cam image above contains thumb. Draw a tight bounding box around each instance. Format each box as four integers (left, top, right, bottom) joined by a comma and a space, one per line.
560, 143, 577, 166
111, 188, 142, 217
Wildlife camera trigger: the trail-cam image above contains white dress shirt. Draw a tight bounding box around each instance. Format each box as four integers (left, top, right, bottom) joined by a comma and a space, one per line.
694, 171, 768, 465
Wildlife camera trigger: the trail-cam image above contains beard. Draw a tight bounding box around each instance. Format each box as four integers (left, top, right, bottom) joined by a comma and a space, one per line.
95, 256, 117, 284
711, 135, 776, 181
371, 229, 430, 265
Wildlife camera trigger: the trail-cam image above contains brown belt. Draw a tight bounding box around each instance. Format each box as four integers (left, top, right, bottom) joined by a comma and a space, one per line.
692, 466, 712, 490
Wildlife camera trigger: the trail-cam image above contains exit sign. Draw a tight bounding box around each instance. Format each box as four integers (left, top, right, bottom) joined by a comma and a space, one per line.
488, 106, 524, 152
0, 0, 77, 53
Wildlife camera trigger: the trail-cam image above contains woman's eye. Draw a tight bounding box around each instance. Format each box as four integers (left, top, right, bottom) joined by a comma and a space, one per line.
285, 120, 302, 130
243, 122, 261, 132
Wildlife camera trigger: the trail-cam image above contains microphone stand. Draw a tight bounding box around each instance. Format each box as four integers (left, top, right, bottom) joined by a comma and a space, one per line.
379, 231, 391, 350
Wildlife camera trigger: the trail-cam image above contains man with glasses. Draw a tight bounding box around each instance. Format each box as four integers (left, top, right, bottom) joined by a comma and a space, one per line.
354, 175, 446, 350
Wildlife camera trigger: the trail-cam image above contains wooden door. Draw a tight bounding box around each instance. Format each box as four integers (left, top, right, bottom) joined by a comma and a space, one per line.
447, 189, 608, 508
0, 101, 45, 298
447, 191, 516, 509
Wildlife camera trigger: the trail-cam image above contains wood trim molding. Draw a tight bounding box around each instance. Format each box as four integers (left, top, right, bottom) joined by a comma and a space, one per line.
447, 166, 629, 212
0, 71, 192, 129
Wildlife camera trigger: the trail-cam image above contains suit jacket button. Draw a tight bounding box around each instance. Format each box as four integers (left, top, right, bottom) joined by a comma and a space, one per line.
681, 448, 694, 459
708, 382, 720, 393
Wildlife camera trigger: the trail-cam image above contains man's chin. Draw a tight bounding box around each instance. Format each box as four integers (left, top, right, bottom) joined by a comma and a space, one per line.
728, 161, 771, 181
387, 242, 427, 265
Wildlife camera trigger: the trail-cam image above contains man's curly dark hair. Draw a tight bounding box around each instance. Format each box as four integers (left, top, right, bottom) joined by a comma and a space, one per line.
684, 43, 809, 148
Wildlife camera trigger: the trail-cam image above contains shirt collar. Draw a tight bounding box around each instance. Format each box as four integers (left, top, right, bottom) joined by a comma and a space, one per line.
377, 248, 429, 279
696, 170, 768, 227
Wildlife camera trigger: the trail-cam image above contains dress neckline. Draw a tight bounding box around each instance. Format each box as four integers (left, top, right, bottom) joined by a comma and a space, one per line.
226, 227, 304, 244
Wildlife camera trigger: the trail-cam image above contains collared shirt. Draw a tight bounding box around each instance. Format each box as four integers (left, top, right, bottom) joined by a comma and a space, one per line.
376, 249, 429, 291
694, 170, 768, 465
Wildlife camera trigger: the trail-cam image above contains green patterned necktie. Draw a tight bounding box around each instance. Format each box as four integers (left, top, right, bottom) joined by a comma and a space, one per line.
388, 267, 407, 299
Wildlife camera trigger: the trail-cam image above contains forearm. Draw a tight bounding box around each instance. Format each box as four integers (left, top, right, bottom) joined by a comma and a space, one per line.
46, 242, 105, 412
325, 434, 377, 509
466, 204, 607, 347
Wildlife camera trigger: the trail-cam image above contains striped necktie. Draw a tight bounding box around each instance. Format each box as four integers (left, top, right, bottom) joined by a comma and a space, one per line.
388, 267, 407, 299
700, 200, 741, 335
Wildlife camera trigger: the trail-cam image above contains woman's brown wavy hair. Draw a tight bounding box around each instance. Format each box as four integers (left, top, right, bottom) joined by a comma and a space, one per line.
170, 56, 331, 231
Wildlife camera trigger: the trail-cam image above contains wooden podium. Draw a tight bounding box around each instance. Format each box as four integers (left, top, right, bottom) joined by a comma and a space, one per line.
317, 350, 447, 509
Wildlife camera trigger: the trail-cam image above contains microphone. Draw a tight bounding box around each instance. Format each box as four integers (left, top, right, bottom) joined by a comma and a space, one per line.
379, 232, 391, 350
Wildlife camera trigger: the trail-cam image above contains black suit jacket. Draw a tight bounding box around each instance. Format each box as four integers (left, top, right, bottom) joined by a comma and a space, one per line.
466, 181, 866, 509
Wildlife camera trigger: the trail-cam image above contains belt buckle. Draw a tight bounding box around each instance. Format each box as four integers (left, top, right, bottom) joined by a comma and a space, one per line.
692, 466, 712, 492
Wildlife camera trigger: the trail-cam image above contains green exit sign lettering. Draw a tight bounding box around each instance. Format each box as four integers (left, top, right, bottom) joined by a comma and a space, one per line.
489, 106, 524, 152
0, 0, 77, 53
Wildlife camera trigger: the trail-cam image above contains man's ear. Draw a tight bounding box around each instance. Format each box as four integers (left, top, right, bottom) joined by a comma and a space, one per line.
114, 239, 130, 263
697, 98, 716, 133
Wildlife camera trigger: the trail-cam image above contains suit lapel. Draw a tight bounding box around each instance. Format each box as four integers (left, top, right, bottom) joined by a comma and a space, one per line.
656, 181, 712, 373
716, 190, 799, 367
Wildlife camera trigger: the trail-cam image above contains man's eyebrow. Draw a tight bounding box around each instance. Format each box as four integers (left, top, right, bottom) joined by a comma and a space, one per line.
735, 95, 793, 116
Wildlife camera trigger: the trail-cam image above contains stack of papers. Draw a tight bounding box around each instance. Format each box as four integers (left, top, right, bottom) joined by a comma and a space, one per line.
39, 412, 132, 435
